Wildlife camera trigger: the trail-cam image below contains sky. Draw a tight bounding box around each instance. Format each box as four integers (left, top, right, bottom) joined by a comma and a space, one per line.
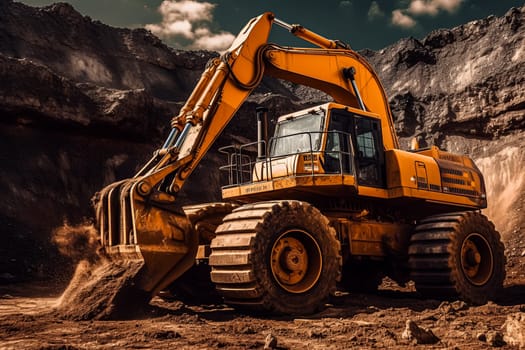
20, 0, 525, 51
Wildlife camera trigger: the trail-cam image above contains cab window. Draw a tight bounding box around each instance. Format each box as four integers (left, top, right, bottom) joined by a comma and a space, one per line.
270, 111, 325, 157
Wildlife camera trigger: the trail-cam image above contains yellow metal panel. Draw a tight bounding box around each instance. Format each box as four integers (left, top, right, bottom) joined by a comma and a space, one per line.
239, 181, 274, 195
385, 149, 442, 190
345, 221, 413, 257
406, 188, 483, 207
343, 175, 357, 186
357, 186, 390, 198
222, 187, 241, 198
273, 177, 298, 190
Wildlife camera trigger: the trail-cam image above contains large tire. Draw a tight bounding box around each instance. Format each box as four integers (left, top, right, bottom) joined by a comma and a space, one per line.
209, 200, 342, 315
163, 202, 238, 305
184, 202, 239, 244
408, 211, 505, 304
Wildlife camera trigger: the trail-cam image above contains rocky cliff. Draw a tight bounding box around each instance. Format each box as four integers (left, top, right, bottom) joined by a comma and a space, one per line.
0, 1, 523, 281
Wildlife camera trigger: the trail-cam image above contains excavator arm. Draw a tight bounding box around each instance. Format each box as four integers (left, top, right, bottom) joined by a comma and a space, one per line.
96, 12, 398, 296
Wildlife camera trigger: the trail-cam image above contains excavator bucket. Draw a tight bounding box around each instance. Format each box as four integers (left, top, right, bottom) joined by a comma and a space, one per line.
95, 174, 198, 297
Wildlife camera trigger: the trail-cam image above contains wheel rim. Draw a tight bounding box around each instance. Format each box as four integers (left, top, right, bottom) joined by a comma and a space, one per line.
270, 229, 322, 294
460, 232, 494, 286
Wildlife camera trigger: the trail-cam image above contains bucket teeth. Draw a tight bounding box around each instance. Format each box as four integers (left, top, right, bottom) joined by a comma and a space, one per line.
97, 179, 136, 248
119, 181, 133, 245
107, 184, 120, 246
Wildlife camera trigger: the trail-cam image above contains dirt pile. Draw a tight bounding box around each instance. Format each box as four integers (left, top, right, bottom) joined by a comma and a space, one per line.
1, 284, 524, 349
49, 222, 148, 320
54, 258, 146, 320
363, 6, 525, 148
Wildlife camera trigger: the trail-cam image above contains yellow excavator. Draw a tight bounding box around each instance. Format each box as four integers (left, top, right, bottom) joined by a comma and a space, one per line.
95, 13, 505, 314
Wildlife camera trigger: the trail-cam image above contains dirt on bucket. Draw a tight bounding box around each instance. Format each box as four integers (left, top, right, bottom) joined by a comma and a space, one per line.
51, 222, 150, 320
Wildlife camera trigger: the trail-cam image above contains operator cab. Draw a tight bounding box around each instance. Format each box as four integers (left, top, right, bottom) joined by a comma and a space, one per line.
326, 106, 385, 187
220, 102, 386, 199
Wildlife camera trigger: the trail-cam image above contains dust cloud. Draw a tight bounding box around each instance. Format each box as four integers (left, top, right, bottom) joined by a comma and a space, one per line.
51, 222, 148, 320
52, 221, 101, 263
476, 146, 524, 238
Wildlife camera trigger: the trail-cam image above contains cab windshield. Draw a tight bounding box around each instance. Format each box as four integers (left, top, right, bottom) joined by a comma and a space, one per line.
270, 110, 325, 157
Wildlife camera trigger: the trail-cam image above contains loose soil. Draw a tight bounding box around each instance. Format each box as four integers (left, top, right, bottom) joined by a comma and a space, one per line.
1, 220, 524, 349
0, 262, 523, 349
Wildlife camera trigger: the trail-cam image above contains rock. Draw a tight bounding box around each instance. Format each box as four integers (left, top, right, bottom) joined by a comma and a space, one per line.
307, 329, 326, 338
477, 332, 487, 342
486, 331, 506, 347
438, 300, 468, 314
363, 4, 525, 150
438, 300, 467, 314
451, 301, 468, 312
264, 333, 278, 349
503, 312, 525, 348
145, 330, 181, 339
237, 326, 256, 335
438, 301, 453, 314
401, 320, 440, 345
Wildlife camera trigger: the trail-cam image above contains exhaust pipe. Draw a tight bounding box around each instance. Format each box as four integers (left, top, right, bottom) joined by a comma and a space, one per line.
256, 106, 269, 159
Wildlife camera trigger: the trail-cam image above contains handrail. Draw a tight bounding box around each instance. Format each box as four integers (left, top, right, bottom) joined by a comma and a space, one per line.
219, 130, 355, 188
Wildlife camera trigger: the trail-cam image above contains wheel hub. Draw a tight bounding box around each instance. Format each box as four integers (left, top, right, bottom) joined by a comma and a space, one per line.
270, 230, 322, 293
460, 233, 494, 286
273, 237, 308, 285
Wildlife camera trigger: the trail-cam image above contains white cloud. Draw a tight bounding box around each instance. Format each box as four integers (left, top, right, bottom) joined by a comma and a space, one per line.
193, 32, 236, 52
145, 0, 234, 52
368, 1, 385, 20
147, 19, 193, 39
391, 0, 463, 29
391, 9, 417, 28
194, 27, 211, 37
408, 0, 463, 15
160, 0, 214, 22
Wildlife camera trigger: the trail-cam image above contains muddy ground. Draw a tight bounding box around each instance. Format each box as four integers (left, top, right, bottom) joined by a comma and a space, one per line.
0, 258, 524, 350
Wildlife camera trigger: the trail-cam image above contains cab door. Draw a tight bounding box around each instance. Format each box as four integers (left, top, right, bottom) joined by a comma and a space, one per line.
326, 109, 385, 188
325, 112, 352, 174
353, 116, 385, 188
